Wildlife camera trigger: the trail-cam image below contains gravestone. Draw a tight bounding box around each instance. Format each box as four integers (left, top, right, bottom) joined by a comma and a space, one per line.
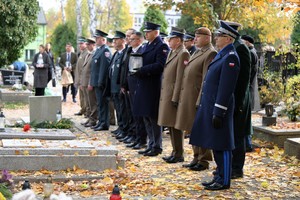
0, 69, 24, 85
0, 88, 33, 103
284, 138, 300, 159
29, 96, 61, 123
2, 139, 43, 148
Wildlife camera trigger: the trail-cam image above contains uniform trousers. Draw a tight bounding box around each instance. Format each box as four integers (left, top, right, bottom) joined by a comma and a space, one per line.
213, 150, 232, 186
95, 87, 109, 128
169, 127, 184, 158
143, 117, 162, 151
82, 86, 98, 123
79, 88, 87, 115
35, 88, 45, 96
111, 92, 123, 129
232, 135, 246, 174
191, 146, 213, 168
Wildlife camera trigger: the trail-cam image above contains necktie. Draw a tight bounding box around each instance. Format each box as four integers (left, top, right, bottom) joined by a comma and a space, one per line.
67, 53, 70, 62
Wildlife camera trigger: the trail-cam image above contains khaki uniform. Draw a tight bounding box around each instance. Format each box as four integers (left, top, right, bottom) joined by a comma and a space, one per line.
158, 45, 190, 157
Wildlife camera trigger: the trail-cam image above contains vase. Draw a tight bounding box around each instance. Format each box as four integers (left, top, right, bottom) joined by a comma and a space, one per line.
290, 115, 297, 122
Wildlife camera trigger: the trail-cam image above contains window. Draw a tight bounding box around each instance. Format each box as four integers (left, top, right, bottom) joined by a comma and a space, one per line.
25, 49, 36, 61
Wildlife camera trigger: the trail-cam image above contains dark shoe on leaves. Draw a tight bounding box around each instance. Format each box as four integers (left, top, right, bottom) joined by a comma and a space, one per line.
144, 149, 162, 157
189, 163, 208, 171
162, 156, 173, 161
133, 143, 147, 150
73, 98, 77, 103
201, 179, 216, 187
74, 112, 82, 116
204, 182, 230, 190
126, 142, 138, 148
138, 148, 151, 154
182, 161, 197, 168
84, 122, 96, 127
91, 123, 101, 129
165, 157, 184, 163
94, 126, 109, 131
231, 171, 243, 179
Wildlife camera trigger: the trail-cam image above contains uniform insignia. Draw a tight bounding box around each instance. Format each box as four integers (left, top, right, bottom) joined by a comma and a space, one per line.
163, 49, 168, 53
184, 60, 189, 66
105, 52, 110, 57
229, 63, 235, 67
95, 60, 97, 63
229, 51, 234, 55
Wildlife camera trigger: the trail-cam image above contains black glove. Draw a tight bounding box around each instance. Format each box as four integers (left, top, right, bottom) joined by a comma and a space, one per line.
172, 101, 178, 108
212, 115, 223, 129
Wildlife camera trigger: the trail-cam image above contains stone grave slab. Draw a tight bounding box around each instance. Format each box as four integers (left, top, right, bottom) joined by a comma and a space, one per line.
0, 139, 122, 171
0, 128, 76, 140
29, 96, 61, 123
253, 125, 300, 147
284, 138, 300, 159
0, 88, 33, 103
2, 139, 42, 148
0, 69, 24, 85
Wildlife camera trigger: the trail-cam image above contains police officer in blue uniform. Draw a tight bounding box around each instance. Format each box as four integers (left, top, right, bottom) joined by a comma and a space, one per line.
133, 22, 170, 156
189, 21, 240, 190
89, 29, 112, 131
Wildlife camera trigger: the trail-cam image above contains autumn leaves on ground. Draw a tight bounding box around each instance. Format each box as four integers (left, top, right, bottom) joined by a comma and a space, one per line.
5, 103, 300, 199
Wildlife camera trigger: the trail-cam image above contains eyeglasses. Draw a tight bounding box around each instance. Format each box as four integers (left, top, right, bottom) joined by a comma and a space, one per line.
129, 38, 138, 41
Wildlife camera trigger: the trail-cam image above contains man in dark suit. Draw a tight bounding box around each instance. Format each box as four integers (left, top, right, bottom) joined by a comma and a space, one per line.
88, 29, 112, 131
133, 22, 170, 156
123, 31, 148, 149
226, 21, 252, 179
183, 33, 196, 55
59, 43, 78, 102
190, 21, 240, 190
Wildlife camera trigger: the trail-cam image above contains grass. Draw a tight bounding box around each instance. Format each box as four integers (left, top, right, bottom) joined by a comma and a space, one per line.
3, 102, 28, 110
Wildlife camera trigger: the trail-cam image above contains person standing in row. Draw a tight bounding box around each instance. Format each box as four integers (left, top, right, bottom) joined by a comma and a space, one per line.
183, 33, 196, 55
89, 29, 112, 131
45, 43, 55, 83
59, 43, 78, 103
191, 21, 240, 190
178, 27, 216, 170
81, 38, 98, 128
32, 44, 51, 96
134, 22, 170, 157
158, 27, 190, 163
74, 38, 89, 116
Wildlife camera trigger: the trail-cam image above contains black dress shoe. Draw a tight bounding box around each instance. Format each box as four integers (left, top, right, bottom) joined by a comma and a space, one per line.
81, 120, 89, 125
204, 182, 230, 190
91, 123, 101, 129
119, 135, 130, 142
84, 122, 96, 127
73, 98, 77, 103
165, 157, 184, 163
133, 143, 147, 150
138, 148, 151, 154
162, 155, 173, 161
189, 163, 208, 171
231, 171, 243, 179
94, 126, 109, 131
201, 179, 216, 187
123, 136, 135, 144
61, 98, 66, 102
182, 161, 197, 168
116, 133, 127, 140
111, 128, 120, 134
126, 142, 138, 148
74, 112, 82, 116
144, 149, 162, 157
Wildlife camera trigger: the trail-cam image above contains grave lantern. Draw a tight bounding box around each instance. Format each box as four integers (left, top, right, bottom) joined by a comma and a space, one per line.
0, 110, 5, 132
265, 103, 274, 117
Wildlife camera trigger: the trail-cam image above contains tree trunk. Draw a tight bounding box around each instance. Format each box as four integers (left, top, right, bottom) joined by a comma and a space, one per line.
88, 0, 97, 36
76, 0, 82, 52
60, 0, 66, 24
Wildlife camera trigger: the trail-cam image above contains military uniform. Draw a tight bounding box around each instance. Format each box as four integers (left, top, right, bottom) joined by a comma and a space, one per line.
133, 22, 170, 156
90, 30, 112, 130
190, 21, 240, 190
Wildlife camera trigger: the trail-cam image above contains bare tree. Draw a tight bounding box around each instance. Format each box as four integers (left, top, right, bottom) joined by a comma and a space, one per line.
60, 0, 66, 24
76, 0, 83, 39
87, 0, 97, 36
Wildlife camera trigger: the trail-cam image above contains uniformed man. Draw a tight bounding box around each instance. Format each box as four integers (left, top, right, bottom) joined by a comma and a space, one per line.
190, 21, 240, 190
81, 38, 98, 127
134, 21, 170, 156
107, 31, 127, 136
158, 27, 190, 163
225, 21, 252, 179
178, 27, 217, 171
89, 29, 112, 131
183, 33, 196, 55
74, 37, 89, 117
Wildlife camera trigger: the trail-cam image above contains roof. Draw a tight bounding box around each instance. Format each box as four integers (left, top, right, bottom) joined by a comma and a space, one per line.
37, 7, 47, 25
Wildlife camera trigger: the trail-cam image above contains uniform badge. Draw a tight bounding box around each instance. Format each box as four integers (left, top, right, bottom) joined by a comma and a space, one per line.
95, 60, 97, 63
184, 60, 189, 66
229, 63, 235, 67
229, 51, 234, 55
105, 52, 110, 57
163, 49, 168, 54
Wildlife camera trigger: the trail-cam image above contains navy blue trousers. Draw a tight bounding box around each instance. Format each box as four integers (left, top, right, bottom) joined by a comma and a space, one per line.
213, 150, 232, 186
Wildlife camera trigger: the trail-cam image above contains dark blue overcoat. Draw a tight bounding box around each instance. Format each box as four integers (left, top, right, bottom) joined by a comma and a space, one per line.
189, 44, 240, 151
133, 36, 169, 118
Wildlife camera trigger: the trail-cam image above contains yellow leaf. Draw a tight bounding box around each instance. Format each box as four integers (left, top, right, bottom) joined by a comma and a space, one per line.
259, 197, 272, 200
261, 181, 269, 188
80, 190, 93, 197
102, 177, 114, 185
15, 150, 20, 155
74, 152, 79, 156
106, 140, 111, 145
23, 150, 29, 155
90, 149, 97, 156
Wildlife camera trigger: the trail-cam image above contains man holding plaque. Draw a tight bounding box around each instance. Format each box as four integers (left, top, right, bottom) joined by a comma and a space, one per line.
133, 22, 170, 156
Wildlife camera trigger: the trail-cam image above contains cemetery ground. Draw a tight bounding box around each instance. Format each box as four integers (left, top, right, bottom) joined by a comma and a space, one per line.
2, 99, 300, 200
